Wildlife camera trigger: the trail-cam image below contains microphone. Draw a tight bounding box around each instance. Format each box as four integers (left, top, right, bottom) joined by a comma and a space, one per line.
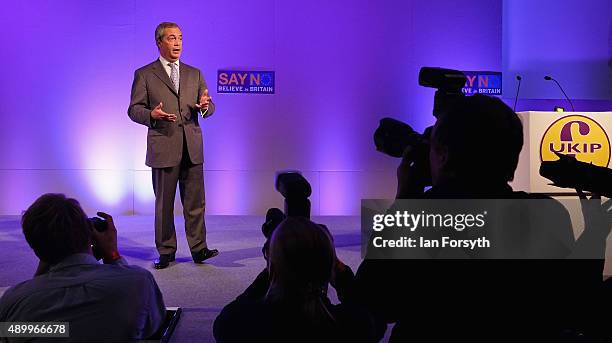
513, 75, 522, 112
544, 75, 575, 112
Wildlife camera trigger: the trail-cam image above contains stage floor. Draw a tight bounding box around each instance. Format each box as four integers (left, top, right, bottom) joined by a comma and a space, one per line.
3, 215, 611, 342
0, 215, 380, 342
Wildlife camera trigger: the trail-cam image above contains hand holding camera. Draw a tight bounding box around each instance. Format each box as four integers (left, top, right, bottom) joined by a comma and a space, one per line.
396, 142, 431, 198
375, 67, 466, 196
89, 212, 121, 263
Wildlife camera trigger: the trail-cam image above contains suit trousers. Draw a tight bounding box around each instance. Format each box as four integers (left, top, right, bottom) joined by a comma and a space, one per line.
152, 132, 207, 255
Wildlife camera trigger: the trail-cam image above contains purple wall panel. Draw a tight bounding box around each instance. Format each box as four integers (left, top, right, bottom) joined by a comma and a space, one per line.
0, 0, 502, 214
502, 0, 612, 100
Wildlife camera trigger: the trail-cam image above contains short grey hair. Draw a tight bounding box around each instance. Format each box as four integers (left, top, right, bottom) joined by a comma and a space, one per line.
155, 22, 181, 45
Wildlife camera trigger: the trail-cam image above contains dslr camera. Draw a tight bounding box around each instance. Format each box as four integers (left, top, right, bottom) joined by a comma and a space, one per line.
261, 171, 312, 259
89, 216, 108, 260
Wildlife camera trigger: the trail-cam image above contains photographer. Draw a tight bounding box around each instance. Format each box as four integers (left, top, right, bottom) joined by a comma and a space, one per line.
356, 95, 610, 342
213, 217, 375, 343
0, 193, 166, 342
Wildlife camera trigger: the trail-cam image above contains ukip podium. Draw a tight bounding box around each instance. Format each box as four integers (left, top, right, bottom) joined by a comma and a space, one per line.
511, 111, 612, 276
511, 111, 611, 194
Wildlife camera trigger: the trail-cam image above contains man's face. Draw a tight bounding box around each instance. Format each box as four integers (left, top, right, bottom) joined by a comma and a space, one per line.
157, 27, 182, 62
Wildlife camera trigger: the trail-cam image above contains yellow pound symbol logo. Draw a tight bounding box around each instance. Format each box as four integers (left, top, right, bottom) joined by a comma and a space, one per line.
540, 115, 610, 167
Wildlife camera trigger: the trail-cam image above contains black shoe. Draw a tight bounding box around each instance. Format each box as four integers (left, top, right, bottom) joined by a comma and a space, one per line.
192, 248, 219, 264
154, 253, 176, 269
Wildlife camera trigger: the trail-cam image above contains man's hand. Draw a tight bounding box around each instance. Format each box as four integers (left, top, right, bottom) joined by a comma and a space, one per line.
150, 102, 177, 122
195, 89, 211, 112
90, 212, 121, 263
396, 146, 427, 198
330, 257, 347, 289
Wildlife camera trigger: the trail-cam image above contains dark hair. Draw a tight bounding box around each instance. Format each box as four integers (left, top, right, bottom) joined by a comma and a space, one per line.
266, 217, 336, 327
22, 193, 91, 264
432, 94, 523, 183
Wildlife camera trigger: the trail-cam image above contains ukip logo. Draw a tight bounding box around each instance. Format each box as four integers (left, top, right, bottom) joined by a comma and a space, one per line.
540, 115, 611, 167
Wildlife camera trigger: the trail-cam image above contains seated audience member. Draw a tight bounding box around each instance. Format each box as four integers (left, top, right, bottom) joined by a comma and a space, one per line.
356, 95, 610, 342
214, 217, 376, 343
0, 193, 166, 342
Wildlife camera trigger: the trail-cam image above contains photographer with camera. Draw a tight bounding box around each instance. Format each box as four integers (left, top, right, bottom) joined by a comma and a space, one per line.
213, 172, 376, 343
0, 193, 166, 342
214, 217, 375, 343
358, 90, 610, 342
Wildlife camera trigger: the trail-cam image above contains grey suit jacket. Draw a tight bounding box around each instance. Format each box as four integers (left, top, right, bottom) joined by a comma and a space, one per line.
128, 59, 215, 168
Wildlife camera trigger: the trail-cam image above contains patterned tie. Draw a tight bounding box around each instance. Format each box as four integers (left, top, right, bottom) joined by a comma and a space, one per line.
169, 63, 179, 93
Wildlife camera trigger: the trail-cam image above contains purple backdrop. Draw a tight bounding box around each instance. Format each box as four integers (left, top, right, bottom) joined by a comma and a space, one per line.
502, 0, 612, 101
0, 0, 608, 215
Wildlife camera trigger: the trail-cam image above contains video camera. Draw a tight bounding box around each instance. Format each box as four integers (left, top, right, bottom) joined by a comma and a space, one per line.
373, 66, 612, 195
373, 67, 467, 184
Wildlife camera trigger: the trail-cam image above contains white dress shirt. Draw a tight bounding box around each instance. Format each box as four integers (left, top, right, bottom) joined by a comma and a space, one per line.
159, 56, 180, 80
157, 56, 207, 116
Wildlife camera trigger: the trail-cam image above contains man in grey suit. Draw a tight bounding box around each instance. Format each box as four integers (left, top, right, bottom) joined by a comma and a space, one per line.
128, 22, 218, 269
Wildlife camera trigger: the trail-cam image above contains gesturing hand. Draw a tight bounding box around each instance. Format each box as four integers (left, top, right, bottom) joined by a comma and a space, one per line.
151, 102, 177, 122
195, 89, 211, 111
